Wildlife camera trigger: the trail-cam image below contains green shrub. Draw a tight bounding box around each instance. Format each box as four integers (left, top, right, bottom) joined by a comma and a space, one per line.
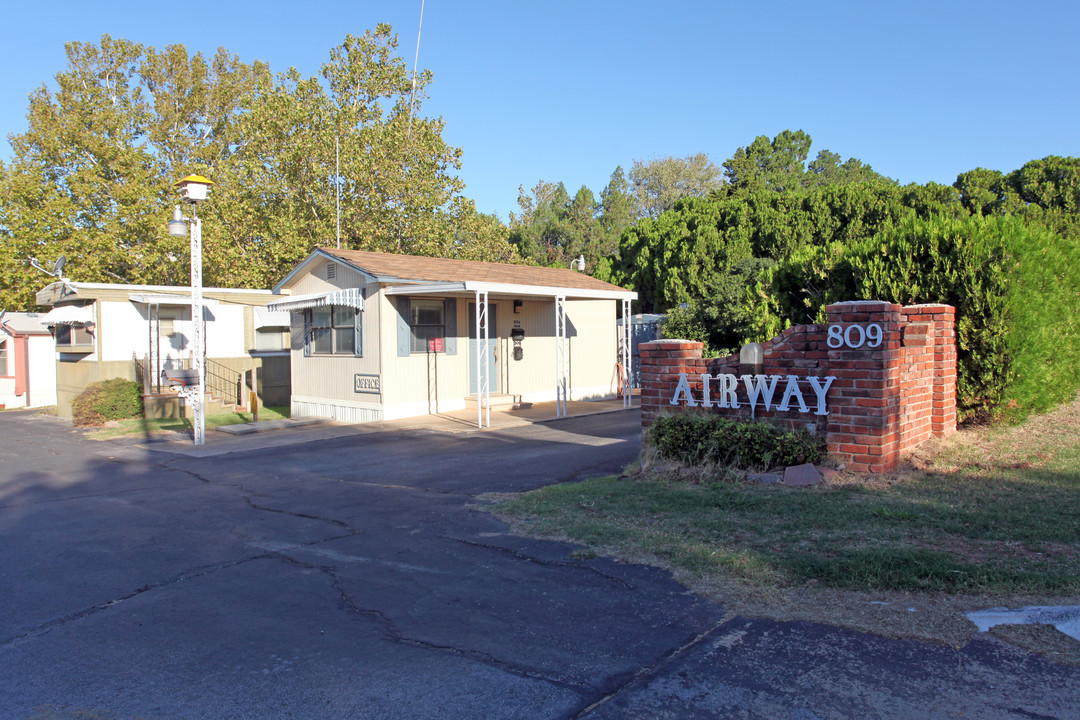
72, 379, 144, 426
753, 213, 1080, 422
649, 413, 823, 470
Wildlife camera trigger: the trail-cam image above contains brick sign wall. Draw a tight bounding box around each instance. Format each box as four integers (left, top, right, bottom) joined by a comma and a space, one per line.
640, 301, 957, 473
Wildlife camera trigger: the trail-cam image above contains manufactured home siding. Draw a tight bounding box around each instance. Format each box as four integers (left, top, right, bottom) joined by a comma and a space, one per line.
497, 299, 616, 403
565, 299, 617, 400
286, 269, 381, 410
379, 290, 468, 417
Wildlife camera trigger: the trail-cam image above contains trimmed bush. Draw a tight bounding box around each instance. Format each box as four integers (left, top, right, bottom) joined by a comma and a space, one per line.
71, 379, 144, 426
753, 213, 1080, 422
649, 413, 823, 470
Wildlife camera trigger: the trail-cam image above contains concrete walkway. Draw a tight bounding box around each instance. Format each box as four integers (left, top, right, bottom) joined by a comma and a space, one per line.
140, 397, 638, 458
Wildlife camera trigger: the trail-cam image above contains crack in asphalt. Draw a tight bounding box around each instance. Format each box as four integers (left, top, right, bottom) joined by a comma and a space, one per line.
445, 536, 636, 590
0, 532, 358, 650
0, 555, 269, 649
566, 617, 733, 719
267, 552, 596, 697
236, 492, 355, 533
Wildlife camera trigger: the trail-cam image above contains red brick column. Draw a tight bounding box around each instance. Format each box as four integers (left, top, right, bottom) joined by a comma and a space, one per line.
823, 301, 902, 473
928, 306, 957, 438
639, 340, 704, 428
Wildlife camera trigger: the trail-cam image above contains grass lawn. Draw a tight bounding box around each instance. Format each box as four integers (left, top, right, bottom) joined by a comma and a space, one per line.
86, 406, 290, 440
493, 396, 1080, 651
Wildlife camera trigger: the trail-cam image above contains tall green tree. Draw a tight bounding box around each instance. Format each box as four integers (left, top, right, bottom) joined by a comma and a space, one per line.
721, 129, 889, 195
0, 27, 515, 311
629, 153, 724, 219
614, 180, 964, 314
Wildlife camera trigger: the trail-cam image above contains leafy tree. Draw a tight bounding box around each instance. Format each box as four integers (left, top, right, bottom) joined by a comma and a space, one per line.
660, 257, 777, 356
615, 181, 960, 314
720, 129, 890, 195
508, 175, 630, 273
629, 153, 724, 219
953, 167, 1009, 216
0, 27, 516, 311
598, 166, 636, 246
723, 129, 812, 193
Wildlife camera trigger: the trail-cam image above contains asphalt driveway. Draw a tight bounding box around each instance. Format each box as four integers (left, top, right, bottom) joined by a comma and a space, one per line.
1, 410, 1078, 719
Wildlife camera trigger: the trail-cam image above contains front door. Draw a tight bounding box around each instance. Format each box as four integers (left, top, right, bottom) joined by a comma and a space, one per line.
468, 303, 498, 395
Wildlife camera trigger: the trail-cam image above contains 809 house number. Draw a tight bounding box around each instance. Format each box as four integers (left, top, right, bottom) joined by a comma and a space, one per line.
827, 323, 883, 349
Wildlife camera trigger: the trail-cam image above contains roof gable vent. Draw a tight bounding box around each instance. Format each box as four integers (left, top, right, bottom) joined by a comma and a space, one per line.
326, 263, 337, 280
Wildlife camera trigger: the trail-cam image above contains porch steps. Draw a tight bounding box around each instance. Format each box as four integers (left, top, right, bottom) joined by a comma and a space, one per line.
464, 393, 532, 411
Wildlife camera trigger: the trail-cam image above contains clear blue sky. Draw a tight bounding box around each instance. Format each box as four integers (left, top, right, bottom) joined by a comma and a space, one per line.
2, 0, 1077, 221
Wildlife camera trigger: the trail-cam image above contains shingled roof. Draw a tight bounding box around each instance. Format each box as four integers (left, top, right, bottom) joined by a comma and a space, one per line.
319, 248, 630, 294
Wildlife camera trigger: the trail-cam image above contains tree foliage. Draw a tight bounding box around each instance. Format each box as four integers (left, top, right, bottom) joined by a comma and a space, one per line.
0, 28, 517, 311
615, 179, 961, 314
507, 166, 634, 273
753, 214, 1080, 421
721, 129, 889, 195
629, 153, 724, 219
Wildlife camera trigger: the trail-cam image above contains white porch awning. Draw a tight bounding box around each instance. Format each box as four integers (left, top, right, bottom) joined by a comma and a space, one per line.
254, 306, 292, 328
39, 305, 95, 327
266, 288, 364, 313
383, 281, 636, 301
128, 293, 218, 307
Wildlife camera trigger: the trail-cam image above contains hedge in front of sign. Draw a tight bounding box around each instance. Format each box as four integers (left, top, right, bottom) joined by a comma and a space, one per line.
648, 413, 824, 471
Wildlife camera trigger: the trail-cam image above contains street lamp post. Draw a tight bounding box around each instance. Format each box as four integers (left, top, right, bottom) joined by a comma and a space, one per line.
167, 174, 215, 446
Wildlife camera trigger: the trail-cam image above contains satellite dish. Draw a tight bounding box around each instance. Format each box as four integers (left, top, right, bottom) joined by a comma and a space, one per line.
54, 256, 66, 276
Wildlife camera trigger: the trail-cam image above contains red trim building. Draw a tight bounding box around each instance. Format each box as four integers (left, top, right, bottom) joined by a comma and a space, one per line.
0, 311, 57, 409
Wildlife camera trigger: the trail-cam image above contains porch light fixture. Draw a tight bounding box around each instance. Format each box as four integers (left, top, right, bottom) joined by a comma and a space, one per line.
167, 174, 215, 446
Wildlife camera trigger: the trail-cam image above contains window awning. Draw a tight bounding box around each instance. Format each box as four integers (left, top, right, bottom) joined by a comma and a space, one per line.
40, 305, 95, 327
254, 306, 292, 328
266, 288, 364, 313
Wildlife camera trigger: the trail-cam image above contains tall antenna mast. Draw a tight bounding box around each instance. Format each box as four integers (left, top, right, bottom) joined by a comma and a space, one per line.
336, 132, 341, 249
406, 0, 425, 143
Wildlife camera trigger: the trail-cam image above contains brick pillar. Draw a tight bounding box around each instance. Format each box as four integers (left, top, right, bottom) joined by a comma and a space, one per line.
927, 305, 957, 437
639, 339, 704, 429
824, 301, 902, 473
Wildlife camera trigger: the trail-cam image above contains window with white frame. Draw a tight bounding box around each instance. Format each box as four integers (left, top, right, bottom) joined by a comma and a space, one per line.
0, 339, 7, 375
304, 306, 361, 356
409, 299, 445, 353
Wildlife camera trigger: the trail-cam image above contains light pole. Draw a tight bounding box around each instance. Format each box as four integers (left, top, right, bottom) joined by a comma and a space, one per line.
167, 174, 214, 446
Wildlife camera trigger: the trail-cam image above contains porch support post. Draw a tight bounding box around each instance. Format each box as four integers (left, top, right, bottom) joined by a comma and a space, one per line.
149, 302, 160, 394
475, 290, 490, 428
555, 295, 568, 418
622, 298, 632, 408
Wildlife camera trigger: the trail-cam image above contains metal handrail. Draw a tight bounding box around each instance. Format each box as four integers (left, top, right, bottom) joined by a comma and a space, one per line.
136, 354, 243, 407
205, 358, 242, 406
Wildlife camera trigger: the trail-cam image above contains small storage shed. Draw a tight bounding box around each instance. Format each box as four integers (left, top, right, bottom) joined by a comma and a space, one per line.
268, 249, 637, 426
0, 311, 57, 409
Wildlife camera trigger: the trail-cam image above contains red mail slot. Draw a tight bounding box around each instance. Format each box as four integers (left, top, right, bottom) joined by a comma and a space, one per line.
429, 337, 444, 352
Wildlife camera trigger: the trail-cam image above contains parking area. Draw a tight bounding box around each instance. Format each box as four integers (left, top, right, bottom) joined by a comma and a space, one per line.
2, 409, 1078, 719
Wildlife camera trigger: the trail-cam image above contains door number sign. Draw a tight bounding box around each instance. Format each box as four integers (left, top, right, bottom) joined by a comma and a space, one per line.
827, 323, 882, 349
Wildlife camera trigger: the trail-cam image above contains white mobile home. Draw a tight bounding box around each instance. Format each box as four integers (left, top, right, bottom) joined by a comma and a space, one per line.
269, 249, 637, 426
35, 281, 291, 419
